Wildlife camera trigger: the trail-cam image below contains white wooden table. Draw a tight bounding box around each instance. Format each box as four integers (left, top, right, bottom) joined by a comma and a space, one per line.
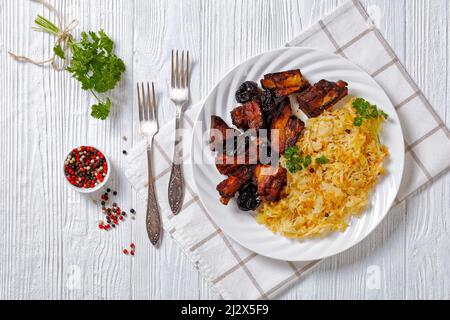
1, 0, 449, 300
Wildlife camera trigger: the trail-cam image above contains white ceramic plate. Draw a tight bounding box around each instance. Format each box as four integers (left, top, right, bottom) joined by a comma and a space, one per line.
190, 47, 404, 261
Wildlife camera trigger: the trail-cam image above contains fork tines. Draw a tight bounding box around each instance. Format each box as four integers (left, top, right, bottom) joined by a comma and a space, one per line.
171, 50, 190, 88
136, 82, 157, 122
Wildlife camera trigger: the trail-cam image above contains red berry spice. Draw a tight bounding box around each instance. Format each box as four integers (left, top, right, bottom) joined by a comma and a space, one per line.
64, 146, 108, 189
121, 243, 136, 256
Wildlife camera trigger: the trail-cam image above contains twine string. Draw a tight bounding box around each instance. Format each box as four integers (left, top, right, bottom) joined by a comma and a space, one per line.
8, 0, 79, 71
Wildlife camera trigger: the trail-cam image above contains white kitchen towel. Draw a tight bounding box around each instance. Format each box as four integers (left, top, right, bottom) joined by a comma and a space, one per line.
125, 0, 450, 300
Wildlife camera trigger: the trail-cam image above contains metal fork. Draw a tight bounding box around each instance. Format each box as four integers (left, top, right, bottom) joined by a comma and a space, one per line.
136, 82, 161, 246
168, 50, 190, 214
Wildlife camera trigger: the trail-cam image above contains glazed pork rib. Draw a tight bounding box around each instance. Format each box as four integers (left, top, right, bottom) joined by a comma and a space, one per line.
216, 166, 255, 205
270, 103, 305, 155
230, 100, 266, 131
261, 70, 310, 97
296, 80, 348, 118
210, 115, 237, 151
255, 164, 287, 203
215, 137, 263, 176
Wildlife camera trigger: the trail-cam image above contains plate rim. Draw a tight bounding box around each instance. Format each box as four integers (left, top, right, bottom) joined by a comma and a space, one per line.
190, 46, 405, 261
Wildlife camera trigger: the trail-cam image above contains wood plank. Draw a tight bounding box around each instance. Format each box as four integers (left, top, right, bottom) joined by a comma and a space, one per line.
131, 0, 205, 300
0, 0, 448, 300
404, 0, 450, 300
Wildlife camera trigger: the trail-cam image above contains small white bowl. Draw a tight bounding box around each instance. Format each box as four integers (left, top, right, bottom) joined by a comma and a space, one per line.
63, 146, 111, 194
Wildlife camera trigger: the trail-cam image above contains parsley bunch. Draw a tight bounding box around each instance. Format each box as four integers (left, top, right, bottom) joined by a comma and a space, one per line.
352, 98, 388, 127
35, 15, 125, 120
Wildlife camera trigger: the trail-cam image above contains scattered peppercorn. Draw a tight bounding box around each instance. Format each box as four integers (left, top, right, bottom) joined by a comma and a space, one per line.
107, 188, 111, 193
113, 191, 117, 196
98, 193, 130, 232
122, 150, 127, 155
130, 209, 135, 214
122, 243, 136, 256
345, 129, 351, 134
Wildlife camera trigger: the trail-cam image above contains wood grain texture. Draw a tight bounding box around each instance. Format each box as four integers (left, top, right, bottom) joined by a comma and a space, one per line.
0, 0, 448, 300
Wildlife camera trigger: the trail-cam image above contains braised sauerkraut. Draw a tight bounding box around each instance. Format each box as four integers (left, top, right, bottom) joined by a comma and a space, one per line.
257, 98, 389, 239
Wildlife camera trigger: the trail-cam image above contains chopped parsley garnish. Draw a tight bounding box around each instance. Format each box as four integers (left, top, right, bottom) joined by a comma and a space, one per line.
284, 146, 312, 174
316, 156, 329, 165
303, 155, 312, 168
352, 98, 388, 127
284, 147, 331, 173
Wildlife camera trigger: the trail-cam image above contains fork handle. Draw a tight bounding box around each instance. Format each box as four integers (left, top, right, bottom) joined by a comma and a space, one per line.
168, 111, 185, 214
146, 140, 161, 246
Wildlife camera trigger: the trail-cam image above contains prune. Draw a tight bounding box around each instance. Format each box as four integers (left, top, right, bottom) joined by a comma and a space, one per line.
235, 81, 261, 104
237, 184, 261, 211
261, 90, 290, 115
261, 90, 277, 113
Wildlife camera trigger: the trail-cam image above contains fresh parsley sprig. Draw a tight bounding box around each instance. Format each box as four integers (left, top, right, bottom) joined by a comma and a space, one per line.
352, 98, 388, 127
284, 147, 331, 173
284, 146, 312, 173
316, 156, 329, 165
34, 15, 125, 120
